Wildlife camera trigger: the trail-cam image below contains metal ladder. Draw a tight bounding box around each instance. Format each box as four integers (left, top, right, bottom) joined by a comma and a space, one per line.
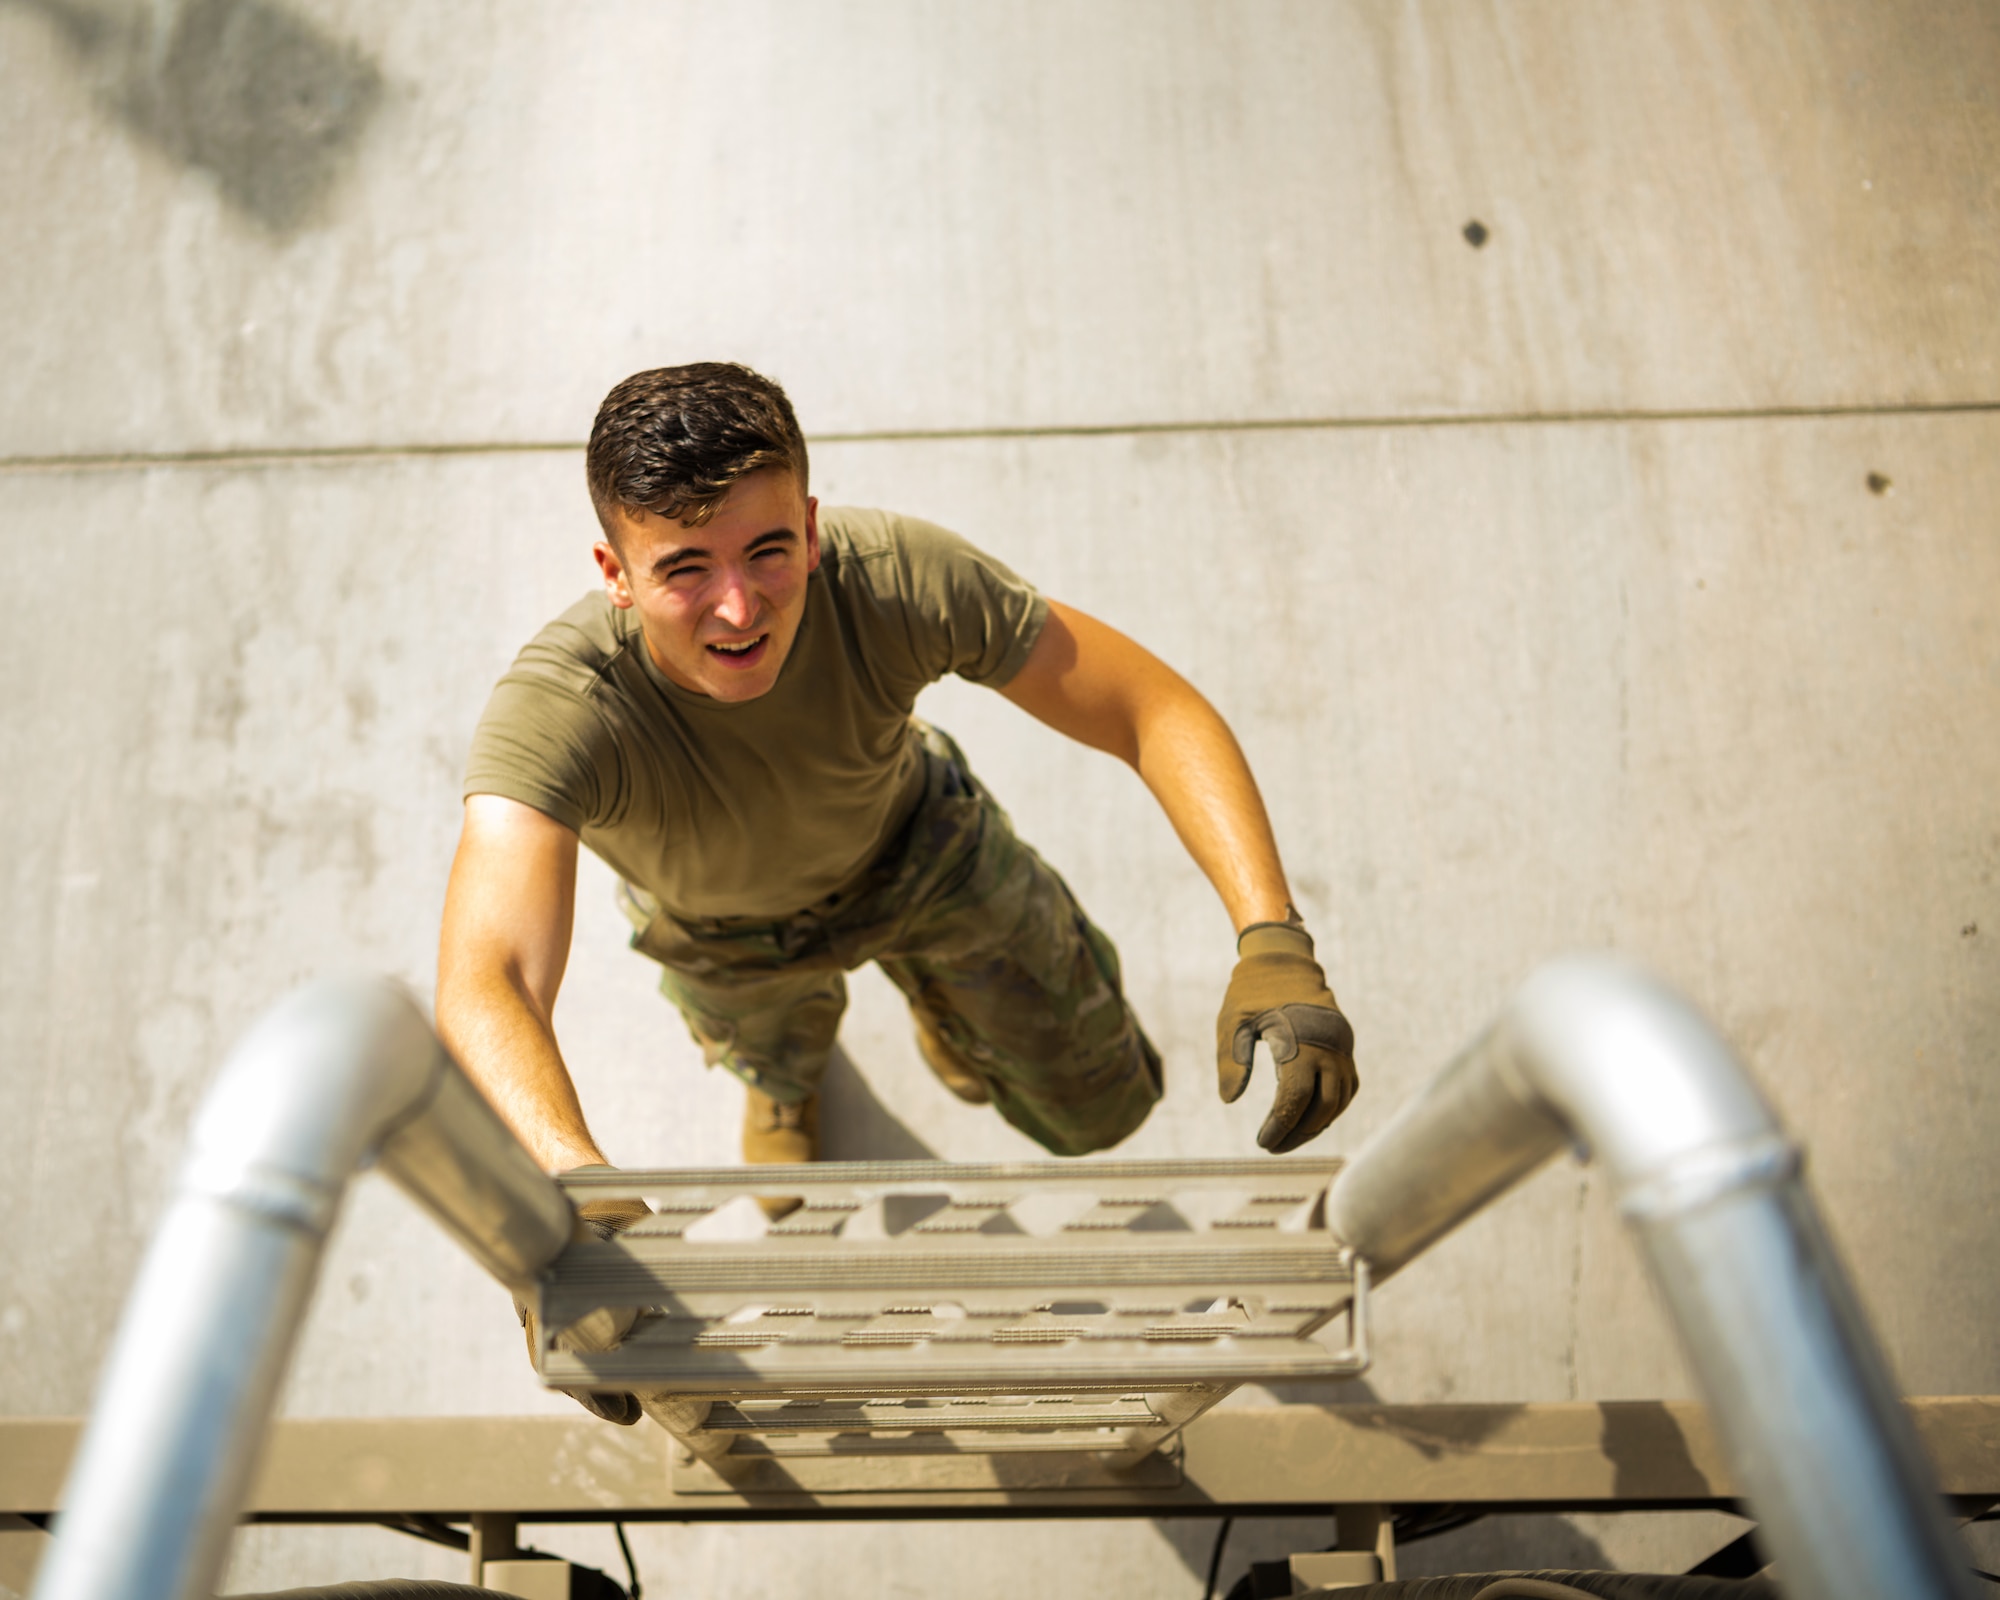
536, 1158, 1366, 1492
37, 967, 1984, 1600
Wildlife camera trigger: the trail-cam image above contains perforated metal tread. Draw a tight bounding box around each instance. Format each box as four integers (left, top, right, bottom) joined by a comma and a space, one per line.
532, 1158, 1366, 1486
539, 1157, 1365, 1394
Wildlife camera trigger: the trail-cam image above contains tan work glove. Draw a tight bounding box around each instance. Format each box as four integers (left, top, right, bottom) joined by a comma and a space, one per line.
517, 1165, 653, 1426
1216, 919, 1358, 1152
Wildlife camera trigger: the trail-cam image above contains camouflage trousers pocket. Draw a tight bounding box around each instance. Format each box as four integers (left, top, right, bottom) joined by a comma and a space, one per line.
653, 963, 848, 1105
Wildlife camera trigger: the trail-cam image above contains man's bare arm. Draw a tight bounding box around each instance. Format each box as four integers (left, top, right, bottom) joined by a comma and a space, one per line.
998, 599, 1358, 1150
436, 794, 607, 1173
997, 600, 1293, 933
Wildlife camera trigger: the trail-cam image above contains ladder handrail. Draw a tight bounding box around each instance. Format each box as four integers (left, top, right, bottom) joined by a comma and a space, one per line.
31, 978, 572, 1600
1327, 955, 1978, 1600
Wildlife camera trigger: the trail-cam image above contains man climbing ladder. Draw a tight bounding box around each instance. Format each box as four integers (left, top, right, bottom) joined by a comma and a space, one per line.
437, 361, 1357, 1186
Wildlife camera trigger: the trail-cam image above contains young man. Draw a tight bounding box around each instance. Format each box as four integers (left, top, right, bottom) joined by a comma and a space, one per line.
438, 362, 1356, 1190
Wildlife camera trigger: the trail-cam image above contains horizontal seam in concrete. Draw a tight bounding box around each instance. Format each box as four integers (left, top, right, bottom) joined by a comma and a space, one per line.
3, 399, 1997, 474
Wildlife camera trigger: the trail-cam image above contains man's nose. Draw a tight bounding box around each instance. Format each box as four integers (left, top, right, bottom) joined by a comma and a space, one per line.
712, 568, 759, 630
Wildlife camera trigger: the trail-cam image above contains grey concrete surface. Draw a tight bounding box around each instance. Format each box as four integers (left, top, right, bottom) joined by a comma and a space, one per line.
3, 0, 1996, 1593
2, 0, 1998, 459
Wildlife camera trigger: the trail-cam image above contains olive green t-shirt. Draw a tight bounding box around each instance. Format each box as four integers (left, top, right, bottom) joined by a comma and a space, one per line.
462, 507, 1049, 919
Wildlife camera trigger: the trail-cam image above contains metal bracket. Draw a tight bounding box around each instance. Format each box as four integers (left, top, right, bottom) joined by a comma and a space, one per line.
537, 1158, 1368, 1492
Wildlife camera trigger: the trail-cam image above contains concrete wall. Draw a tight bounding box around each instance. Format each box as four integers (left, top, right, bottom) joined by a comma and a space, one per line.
3, 0, 1996, 1591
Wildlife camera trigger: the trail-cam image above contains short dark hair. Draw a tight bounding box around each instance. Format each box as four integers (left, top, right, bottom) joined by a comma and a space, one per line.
585, 362, 809, 535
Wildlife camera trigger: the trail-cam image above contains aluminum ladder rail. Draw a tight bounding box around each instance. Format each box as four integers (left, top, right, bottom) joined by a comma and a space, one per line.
1325, 955, 1980, 1600
31, 979, 575, 1600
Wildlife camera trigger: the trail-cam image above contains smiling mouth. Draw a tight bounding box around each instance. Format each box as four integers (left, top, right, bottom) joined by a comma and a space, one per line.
706, 634, 770, 664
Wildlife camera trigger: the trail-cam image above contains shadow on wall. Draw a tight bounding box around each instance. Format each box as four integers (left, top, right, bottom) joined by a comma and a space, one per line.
12, 0, 381, 234
1148, 1382, 1630, 1585
0, 1513, 49, 1600
1394, 1515, 1616, 1581
1151, 1380, 1394, 1587
1153, 1508, 1617, 1592
817, 1040, 938, 1162
1154, 1513, 1342, 1596
1601, 1401, 1708, 1501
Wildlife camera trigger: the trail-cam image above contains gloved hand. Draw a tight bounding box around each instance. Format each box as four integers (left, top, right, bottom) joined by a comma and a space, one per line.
516, 1165, 653, 1426
1216, 919, 1358, 1152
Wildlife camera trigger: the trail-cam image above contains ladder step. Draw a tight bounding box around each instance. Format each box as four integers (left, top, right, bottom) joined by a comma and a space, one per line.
536, 1158, 1367, 1482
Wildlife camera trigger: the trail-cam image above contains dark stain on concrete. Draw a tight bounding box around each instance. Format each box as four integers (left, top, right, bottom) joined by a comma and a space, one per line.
19, 0, 382, 235
1463, 218, 1491, 248
344, 680, 378, 738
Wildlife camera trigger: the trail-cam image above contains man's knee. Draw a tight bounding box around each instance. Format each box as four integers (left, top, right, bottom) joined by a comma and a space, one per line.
999, 1023, 1162, 1156
1041, 1111, 1139, 1158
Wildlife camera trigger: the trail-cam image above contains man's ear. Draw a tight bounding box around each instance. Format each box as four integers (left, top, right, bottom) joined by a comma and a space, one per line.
593, 538, 634, 609
804, 496, 822, 573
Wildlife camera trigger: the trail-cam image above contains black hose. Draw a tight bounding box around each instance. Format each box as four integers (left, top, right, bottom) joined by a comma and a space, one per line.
1203, 1516, 1235, 1600
615, 1522, 643, 1600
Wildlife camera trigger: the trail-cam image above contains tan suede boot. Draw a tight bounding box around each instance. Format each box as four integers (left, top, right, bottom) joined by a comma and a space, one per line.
743, 1087, 818, 1219
742, 1087, 819, 1163
911, 1003, 991, 1105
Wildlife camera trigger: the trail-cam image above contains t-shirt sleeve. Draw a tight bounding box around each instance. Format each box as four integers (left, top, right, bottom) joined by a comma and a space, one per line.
462, 674, 613, 834
887, 514, 1050, 687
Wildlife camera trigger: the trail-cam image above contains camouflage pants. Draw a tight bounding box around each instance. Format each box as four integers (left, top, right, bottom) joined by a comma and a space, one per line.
617, 726, 1161, 1157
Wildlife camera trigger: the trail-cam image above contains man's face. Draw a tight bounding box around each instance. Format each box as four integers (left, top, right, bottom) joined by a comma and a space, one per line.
595, 468, 821, 703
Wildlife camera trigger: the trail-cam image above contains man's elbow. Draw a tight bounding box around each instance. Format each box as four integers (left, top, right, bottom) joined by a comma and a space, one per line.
1128, 677, 1218, 761
438, 940, 539, 1035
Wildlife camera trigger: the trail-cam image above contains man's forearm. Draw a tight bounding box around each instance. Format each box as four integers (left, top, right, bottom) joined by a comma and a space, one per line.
437, 968, 607, 1174
996, 601, 1298, 934
438, 796, 606, 1174
1132, 684, 1296, 933
998, 599, 1354, 1148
